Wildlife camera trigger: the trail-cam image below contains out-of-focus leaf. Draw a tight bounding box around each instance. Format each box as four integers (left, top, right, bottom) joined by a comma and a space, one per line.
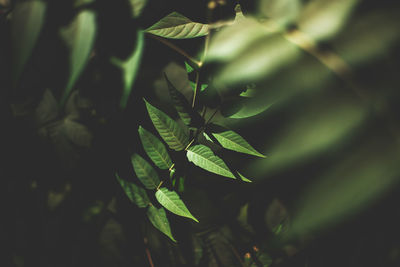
139, 126, 173, 170
131, 154, 160, 190
208, 124, 265, 158
129, 0, 147, 18
11, 0, 47, 86
116, 173, 150, 208
155, 188, 198, 222
145, 12, 209, 39
147, 205, 176, 242
60, 10, 97, 106
111, 30, 144, 109
258, 0, 301, 27
186, 145, 237, 179
64, 118, 92, 148
144, 99, 189, 151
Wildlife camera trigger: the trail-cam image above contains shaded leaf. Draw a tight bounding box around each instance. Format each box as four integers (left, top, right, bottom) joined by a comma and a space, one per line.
144, 99, 189, 151
147, 205, 176, 242
60, 10, 97, 106
145, 12, 209, 39
186, 145, 236, 179
116, 173, 150, 208
131, 154, 160, 190
111, 30, 144, 109
129, 0, 148, 18
155, 188, 198, 222
139, 126, 173, 170
11, 0, 47, 86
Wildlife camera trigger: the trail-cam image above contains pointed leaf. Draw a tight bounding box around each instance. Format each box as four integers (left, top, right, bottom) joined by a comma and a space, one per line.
144, 99, 189, 151
116, 173, 150, 208
139, 126, 173, 170
11, 0, 47, 86
185, 61, 194, 73
189, 81, 208, 92
131, 154, 160, 189
60, 10, 97, 106
111, 30, 144, 109
186, 145, 236, 179
209, 125, 265, 158
155, 188, 198, 222
147, 205, 176, 242
145, 12, 209, 39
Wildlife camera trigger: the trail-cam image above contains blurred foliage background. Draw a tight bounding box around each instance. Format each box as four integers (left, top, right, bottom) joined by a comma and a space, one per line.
1, 0, 400, 266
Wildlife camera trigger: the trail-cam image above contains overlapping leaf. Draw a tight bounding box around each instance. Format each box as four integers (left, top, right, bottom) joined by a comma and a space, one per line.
131, 154, 160, 189
139, 126, 173, 170
116, 173, 150, 208
147, 205, 176, 242
60, 10, 97, 106
155, 188, 198, 222
145, 12, 209, 39
144, 99, 189, 151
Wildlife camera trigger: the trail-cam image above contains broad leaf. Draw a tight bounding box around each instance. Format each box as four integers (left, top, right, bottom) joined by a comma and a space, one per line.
145, 12, 209, 39
147, 205, 176, 242
139, 126, 173, 170
131, 154, 160, 190
208, 124, 265, 158
116, 173, 150, 208
186, 145, 236, 179
144, 99, 189, 151
11, 0, 47, 86
111, 30, 144, 109
155, 188, 198, 222
60, 10, 97, 106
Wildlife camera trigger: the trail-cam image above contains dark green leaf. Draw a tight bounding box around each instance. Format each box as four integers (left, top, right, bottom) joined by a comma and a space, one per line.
116, 173, 150, 208
144, 99, 189, 151
155, 188, 198, 222
139, 126, 173, 170
145, 12, 209, 39
147, 205, 176, 242
131, 154, 160, 190
11, 0, 47, 86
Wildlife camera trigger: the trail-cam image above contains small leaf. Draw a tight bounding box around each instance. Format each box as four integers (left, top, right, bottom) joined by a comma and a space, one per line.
147, 205, 176, 242
144, 99, 189, 151
189, 81, 208, 92
11, 0, 47, 86
116, 173, 150, 208
155, 188, 198, 222
129, 0, 148, 18
60, 10, 97, 106
186, 145, 236, 179
131, 154, 160, 190
208, 124, 265, 158
111, 30, 145, 109
139, 126, 173, 170
185, 61, 194, 73
145, 12, 209, 39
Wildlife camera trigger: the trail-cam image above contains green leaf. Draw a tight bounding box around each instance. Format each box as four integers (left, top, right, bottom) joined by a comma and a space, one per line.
155, 188, 198, 222
189, 81, 208, 92
144, 99, 189, 151
60, 10, 97, 106
145, 12, 209, 39
139, 126, 173, 170
185, 61, 194, 73
186, 145, 236, 179
208, 124, 265, 158
147, 205, 176, 242
129, 0, 148, 18
131, 154, 160, 190
116, 173, 150, 208
111, 30, 145, 109
11, 0, 47, 86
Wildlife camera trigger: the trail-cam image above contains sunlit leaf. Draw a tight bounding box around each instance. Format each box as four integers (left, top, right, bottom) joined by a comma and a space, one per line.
60, 10, 97, 106
139, 126, 173, 170
208, 124, 265, 158
131, 154, 160, 190
144, 99, 189, 151
155, 187, 198, 222
145, 12, 209, 39
111, 30, 144, 109
116, 173, 150, 208
147, 205, 176, 242
11, 0, 47, 86
186, 145, 237, 179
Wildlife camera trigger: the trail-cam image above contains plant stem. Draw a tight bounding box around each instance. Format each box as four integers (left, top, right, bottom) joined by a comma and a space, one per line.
192, 71, 200, 108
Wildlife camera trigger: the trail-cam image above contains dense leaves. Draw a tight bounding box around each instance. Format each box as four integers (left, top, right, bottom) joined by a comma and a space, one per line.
131, 153, 160, 190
